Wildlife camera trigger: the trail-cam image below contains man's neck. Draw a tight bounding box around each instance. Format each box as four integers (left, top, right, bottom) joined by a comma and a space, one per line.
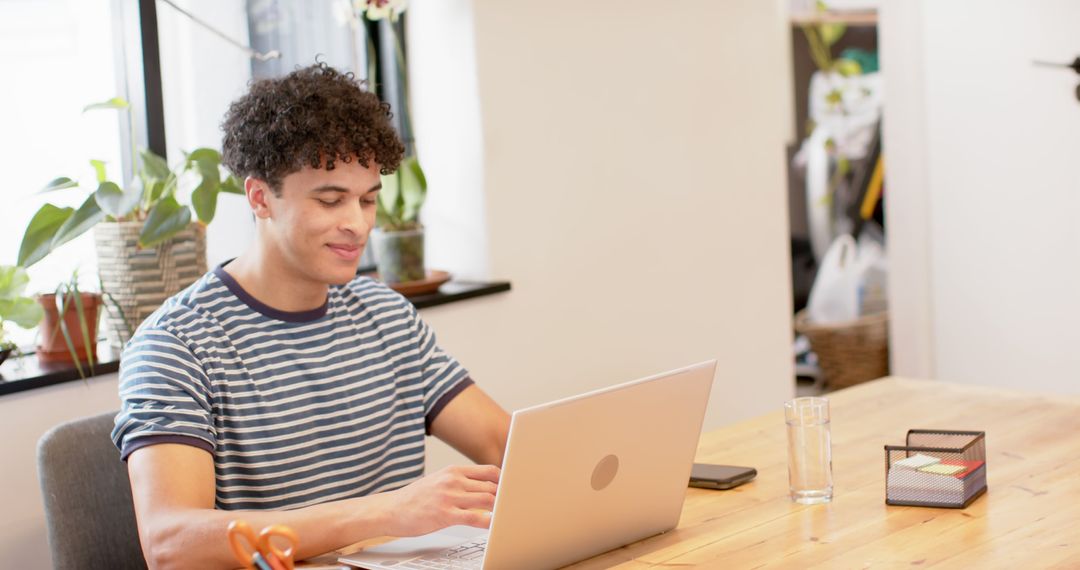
223, 244, 329, 313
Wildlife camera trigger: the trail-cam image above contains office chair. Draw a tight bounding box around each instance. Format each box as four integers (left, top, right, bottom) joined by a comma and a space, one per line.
37, 410, 147, 570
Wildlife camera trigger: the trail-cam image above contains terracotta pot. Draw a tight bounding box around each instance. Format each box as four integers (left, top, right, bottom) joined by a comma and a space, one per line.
36, 292, 101, 364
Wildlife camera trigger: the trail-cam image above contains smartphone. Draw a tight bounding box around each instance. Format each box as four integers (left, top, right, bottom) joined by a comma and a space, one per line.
688, 463, 757, 490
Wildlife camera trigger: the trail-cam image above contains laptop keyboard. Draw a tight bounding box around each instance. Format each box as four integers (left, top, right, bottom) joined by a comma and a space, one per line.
388, 537, 488, 569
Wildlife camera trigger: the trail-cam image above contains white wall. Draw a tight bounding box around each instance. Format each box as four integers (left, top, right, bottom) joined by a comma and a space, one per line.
882, 0, 1080, 392
878, 0, 936, 380
0, 373, 120, 569
416, 0, 795, 467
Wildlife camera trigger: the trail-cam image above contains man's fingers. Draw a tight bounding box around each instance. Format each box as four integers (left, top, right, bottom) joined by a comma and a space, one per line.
462, 479, 498, 495
454, 508, 492, 529
455, 464, 500, 483
453, 490, 496, 512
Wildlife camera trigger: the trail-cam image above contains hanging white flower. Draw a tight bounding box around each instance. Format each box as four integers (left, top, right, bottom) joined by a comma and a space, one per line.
354, 0, 407, 21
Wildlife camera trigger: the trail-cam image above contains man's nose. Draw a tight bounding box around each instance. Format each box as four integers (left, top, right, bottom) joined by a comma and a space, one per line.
339, 200, 370, 236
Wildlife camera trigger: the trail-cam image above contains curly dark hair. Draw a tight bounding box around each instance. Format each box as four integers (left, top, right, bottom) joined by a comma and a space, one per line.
220, 62, 404, 194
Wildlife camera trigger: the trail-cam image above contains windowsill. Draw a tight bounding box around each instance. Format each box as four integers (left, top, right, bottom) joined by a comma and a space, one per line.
0, 279, 511, 397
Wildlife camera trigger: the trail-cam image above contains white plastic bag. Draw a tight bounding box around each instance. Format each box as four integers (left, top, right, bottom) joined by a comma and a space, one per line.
807, 233, 889, 324
855, 235, 888, 316
807, 234, 860, 324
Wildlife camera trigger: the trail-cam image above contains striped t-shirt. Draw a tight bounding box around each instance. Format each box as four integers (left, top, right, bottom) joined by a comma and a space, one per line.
111, 265, 473, 511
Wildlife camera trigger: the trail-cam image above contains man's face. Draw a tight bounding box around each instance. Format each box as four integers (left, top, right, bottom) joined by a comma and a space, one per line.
256, 158, 381, 286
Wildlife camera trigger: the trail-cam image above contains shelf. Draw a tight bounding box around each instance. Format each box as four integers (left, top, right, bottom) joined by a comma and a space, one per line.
790, 10, 878, 27
0, 279, 511, 396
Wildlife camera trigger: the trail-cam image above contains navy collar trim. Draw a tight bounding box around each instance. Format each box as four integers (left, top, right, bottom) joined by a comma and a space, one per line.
213, 262, 329, 323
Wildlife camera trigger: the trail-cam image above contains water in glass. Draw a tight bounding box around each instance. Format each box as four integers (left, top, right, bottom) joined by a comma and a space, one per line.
785, 397, 833, 504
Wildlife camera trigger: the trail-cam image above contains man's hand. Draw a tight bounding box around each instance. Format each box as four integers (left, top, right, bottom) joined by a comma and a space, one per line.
382, 465, 501, 536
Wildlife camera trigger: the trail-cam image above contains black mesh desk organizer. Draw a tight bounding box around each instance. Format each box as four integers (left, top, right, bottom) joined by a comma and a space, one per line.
885, 430, 987, 508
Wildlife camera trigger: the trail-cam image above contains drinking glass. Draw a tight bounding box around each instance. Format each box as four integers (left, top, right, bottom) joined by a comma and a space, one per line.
785, 396, 833, 504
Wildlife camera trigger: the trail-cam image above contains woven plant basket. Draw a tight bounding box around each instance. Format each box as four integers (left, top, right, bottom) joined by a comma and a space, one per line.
94, 222, 207, 348
794, 309, 890, 390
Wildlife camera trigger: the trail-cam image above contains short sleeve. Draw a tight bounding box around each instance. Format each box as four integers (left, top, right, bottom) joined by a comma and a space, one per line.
111, 326, 217, 460
406, 304, 473, 430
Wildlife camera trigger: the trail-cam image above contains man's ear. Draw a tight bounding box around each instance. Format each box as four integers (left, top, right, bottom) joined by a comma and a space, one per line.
245, 177, 273, 219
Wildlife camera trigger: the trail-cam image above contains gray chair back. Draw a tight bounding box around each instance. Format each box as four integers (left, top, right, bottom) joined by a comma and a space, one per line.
38, 411, 147, 569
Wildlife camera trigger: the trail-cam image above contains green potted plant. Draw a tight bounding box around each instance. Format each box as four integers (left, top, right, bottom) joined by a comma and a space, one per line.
355, 1, 431, 284
0, 265, 45, 367
35, 270, 101, 377
374, 156, 428, 283
17, 97, 242, 347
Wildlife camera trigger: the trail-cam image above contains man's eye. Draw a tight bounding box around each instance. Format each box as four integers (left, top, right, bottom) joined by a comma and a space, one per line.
318, 199, 341, 207
361, 197, 378, 206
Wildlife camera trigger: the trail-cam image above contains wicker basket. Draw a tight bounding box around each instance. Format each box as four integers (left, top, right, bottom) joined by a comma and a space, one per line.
794, 309, 889, 390
94, 222, 207, 348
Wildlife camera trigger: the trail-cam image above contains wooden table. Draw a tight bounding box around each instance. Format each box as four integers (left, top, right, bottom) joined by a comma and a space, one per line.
321, 378, 1080, 568
562, 377, 1080, 569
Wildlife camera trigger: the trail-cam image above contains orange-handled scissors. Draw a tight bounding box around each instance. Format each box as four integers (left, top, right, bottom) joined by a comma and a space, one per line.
227, 519, 299, 570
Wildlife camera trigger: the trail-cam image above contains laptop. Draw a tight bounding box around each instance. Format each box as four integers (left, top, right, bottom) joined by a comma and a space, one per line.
340, 360, 717, 570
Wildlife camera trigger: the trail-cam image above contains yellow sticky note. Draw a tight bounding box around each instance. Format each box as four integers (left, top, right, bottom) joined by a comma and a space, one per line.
918, 463, 965, 475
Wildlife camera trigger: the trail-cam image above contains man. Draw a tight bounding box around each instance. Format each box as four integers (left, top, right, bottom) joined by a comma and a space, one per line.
111, 63, 510, 569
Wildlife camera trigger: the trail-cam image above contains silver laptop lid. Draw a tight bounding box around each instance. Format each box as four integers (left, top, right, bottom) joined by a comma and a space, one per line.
482, 360, 717, 570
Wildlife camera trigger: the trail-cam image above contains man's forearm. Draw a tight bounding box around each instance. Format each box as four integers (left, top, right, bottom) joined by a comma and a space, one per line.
478, 422, 510, 467
430, 385, 512, 466
129, 444, 499, 569
140, 492, 395, 570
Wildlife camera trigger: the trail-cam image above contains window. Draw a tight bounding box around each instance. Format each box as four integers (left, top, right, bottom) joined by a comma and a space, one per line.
0, 1, 456, 352
0, 0, 123, 346
155, 0, 393, 269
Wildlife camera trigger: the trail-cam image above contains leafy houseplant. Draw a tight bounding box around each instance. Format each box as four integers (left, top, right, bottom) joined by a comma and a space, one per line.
19, 98, 242, 265
0, 266, 44, 366
18, 97, 242, 347
374, 156, 428, 282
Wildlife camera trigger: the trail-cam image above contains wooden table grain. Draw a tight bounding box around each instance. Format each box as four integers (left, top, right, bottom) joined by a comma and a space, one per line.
564, 377, 1080, 569
319, 378, 1080, 569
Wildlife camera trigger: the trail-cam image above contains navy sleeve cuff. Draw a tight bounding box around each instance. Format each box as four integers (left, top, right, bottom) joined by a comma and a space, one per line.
425, 377, 475, 435
120, 434, 214, 461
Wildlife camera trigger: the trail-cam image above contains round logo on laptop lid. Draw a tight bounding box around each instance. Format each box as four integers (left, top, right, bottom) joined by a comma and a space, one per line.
591, 454, 619, 491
